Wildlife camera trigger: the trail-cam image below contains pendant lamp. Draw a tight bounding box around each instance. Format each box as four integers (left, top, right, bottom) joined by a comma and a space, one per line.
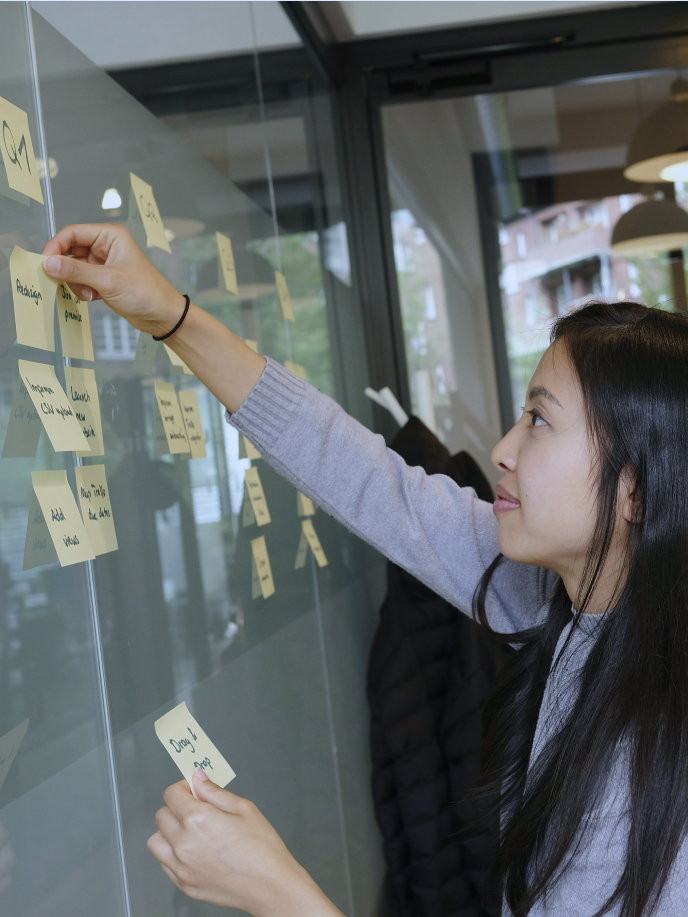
610, 198, 688, 254
624, 77, 688, 183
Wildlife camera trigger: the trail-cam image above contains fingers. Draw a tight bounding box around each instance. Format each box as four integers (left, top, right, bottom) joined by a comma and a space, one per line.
42, 253, 112, 298
43, 223, 121, 258
155, 805, 182, 843
146, 830, 179, 872
163, 780, 199, 821
193, 769, 250, 815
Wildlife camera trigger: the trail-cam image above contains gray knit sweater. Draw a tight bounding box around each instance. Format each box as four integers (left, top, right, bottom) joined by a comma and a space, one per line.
227, 358, 688, 916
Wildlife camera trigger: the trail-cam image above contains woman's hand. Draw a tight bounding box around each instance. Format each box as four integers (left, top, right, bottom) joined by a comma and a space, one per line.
42, 223, 184, 337
147, 770, 344, 917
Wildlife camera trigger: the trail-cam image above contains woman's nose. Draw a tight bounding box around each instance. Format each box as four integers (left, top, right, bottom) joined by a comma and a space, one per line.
491, 423, 520, 472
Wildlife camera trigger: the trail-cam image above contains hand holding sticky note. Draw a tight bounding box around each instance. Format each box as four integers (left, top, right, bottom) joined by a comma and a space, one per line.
154, 702, 236, 799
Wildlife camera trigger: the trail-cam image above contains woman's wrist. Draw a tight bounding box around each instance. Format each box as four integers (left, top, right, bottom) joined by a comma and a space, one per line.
267, 866, 345, 917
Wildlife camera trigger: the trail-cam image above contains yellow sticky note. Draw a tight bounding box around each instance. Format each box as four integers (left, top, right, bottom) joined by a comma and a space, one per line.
154, 701, 236, 799
0, 96, 43, 203
178, 390, 206, 459
300, 518, 328, 568
217, 232, 238, 296
23, 488, 58, 570
134, 332, 158, 373
154, 381, 190, 454
251, 535, 275, 598
294, 529, 309, 570
164, 344, 193, 375
2, 375, 42, 458
65, 367, 104, 458
242, 486, 257, 527
239, 434, 261, 460
251, 552, 262, 599
0, 719, 29, 792
275, 271, 295, 322
32, 470, 95, 566
244, 466, 271, 526
129, 172, 171, 253
57, 282, 94, 361
297, 491, 315, 517
243, 339, 258, 352
153, 401, 170, 455
75, 464, 118, 555
11, 247, 57, 351
285, 361, 306, 380
19, 360, 91, 453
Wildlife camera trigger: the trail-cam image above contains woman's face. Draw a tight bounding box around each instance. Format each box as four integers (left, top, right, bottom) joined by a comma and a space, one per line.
491, 341, 600, 584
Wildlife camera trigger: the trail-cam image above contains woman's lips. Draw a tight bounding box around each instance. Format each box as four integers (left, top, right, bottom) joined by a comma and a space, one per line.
493, 483, 521, 514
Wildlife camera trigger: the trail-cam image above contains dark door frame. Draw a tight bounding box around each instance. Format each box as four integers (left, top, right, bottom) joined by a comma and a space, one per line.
283, 1, 688, 432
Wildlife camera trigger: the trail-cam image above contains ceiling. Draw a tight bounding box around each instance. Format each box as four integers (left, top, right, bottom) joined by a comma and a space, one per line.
317, 0, 654, 41
30, 1, 654, 72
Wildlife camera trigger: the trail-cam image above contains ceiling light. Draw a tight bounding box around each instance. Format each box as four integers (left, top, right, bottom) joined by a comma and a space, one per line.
101, 188, 122, 209
624, 77, 688, 183
610, 198, 688, 254
660, 160, 688, 182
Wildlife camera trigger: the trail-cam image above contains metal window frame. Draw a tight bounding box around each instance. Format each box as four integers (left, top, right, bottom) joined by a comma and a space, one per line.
283, 0, 688, 433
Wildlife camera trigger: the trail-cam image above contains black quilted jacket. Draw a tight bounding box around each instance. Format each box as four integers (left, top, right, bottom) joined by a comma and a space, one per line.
367, 419, 507, 917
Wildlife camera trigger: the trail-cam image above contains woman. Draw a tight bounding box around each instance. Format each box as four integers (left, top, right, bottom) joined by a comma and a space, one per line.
42, 224, 688, 917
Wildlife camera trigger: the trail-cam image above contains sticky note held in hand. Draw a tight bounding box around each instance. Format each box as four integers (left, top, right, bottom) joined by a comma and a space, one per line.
154, 701, 236, 798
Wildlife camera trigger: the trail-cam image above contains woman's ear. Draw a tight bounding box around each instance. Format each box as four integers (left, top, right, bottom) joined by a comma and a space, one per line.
620, 466, 643, 524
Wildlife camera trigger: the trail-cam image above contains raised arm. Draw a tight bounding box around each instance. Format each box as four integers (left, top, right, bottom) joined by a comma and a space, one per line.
43, 223, 549, 633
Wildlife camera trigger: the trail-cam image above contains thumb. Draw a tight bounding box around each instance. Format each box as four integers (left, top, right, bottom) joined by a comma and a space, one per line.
43, 254, 109, 302
193, 769, 244, 814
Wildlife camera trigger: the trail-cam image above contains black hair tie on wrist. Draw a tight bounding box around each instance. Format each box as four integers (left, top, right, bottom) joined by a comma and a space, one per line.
153, 294, 191, 341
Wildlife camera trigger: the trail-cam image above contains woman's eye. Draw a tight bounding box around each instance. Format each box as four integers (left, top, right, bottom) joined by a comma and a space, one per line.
524, 408, 546, 427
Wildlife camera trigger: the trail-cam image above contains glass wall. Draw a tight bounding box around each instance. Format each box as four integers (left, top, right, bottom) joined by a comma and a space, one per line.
1, 3, 387, 916
382, 69, 688, 459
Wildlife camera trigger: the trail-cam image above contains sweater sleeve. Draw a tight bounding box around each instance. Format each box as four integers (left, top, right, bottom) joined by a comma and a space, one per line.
227, 358, 551, 634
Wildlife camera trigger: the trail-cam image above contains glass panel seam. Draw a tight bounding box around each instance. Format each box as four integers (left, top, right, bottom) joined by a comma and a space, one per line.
23, 5, 134, 916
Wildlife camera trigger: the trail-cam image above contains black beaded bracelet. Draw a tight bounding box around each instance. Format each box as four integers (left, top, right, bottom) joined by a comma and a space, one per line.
153, 294, 191, 341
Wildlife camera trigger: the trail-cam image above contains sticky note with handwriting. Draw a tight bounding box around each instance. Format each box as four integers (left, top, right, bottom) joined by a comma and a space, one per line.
178, 390, 206, 459
285, 361, 306, 380
154, 381, 190, 454
164, 343, 193, 375
11, 247, 57, 351
0, 96, 43, 203
23, 487, 58, 570
244, 466, 271, 526
58, 283, 94, 361
275, 271, 295, 322
297, 491, 315, 517
0, 719, 29, 792
217, 232, 238, 295
134, 332, 158, 373
2, 375, 42, 458
32, 470, 95, 566
242, 488, 256, 527
75, 464, 117, 555
294, 518, 328, 569
19, 360, 91, 452
239, 434, 261, 460
154, 701, 236, 799
129, 172, 171, 253
251, 535, 275, 598
65, 367, 104, 457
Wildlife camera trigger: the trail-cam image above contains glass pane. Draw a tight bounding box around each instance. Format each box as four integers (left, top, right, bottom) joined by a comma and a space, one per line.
383, 71, 688, 439
0, 4, 126, 917
29, 3, 385, 916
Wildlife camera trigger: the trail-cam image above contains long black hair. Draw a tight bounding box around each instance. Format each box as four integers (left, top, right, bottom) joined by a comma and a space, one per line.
470, 301, 688, 917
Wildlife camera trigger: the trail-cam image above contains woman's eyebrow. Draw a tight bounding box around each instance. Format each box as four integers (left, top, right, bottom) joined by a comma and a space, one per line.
528, 385, 563, 408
